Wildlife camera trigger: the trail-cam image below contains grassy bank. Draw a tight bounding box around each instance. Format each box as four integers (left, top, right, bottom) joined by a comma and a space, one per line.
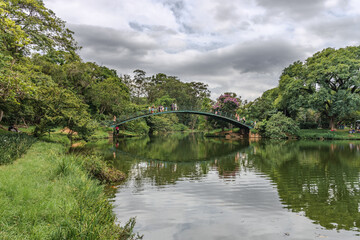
298, 129, 360, 140
204, 127, 360, 140
0, 141, 141, 239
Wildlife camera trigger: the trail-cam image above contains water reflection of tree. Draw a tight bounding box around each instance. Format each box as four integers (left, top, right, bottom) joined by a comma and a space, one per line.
247, 141, 360, 231
113, 133, 249, 186
112, 134, 360, 232
131, 161, 210, 186
115, 133, 246, 162
116, 151, 247, 186
210, 152, 245, 179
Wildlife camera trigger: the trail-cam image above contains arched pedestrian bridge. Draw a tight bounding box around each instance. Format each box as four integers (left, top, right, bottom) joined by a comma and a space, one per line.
109, 107, 252, 136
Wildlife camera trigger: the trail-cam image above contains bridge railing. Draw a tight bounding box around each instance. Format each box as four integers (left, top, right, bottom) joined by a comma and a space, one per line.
110, 106, 248, 127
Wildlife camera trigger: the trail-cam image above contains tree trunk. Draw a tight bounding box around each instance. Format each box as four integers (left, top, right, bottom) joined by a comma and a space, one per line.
0, 110, 3, 122
329, 117, 335, 130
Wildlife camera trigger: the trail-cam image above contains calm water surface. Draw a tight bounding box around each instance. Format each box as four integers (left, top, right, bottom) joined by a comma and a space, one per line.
104, 133, 360, 239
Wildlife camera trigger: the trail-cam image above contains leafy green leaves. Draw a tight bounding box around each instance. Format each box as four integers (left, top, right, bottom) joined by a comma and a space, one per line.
305, 46, 360, 128
2, 0, 78, 57
264, 112, 299, 139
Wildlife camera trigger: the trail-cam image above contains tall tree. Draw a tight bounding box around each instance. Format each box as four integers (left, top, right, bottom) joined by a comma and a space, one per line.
0, 0, 78, 123
211, 92, 240, 130
32, 82, 94, 141
89, 77, 129, 116
212, 92, 240, 115
240, 88, 278, 122
130, 69, 148, 104
275, 61, 312, 118
306, 47, 360, 129
1, 0, 78, 60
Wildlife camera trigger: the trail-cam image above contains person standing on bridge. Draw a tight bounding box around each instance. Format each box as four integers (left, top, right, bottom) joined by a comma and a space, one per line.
174, 103, 177, 111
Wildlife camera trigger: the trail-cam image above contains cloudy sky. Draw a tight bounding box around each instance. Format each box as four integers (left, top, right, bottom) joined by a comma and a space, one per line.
44, 0, 360, 100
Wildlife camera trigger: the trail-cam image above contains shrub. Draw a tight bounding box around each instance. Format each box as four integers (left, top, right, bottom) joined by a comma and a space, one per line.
123, 119, 150, 135
265, 112, 299, 139
82, 155, 125, 184
0, 133, 36, 165
254, 120, 267, 136
172, 123, 188, 131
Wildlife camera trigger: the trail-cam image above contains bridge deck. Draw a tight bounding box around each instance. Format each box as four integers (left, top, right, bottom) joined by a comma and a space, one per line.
109, 109, 252, 129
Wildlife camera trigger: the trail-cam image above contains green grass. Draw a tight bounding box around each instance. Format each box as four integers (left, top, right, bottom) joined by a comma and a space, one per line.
39, 132, 71, 146
298, 129, 360, 140
89, 126, 116, 140
0, 128, 8, 134
0, 141, 142, 239
17, 126, 36, 134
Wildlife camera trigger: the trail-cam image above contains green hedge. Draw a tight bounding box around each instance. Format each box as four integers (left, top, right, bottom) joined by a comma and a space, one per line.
0, 133, 37, 165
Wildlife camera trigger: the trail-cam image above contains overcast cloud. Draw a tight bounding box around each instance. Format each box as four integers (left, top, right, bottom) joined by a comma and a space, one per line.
44, 0, 360, 100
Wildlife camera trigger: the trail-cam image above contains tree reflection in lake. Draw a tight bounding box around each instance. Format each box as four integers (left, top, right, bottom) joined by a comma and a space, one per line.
248, 140, 360, 232
111, 133, 360, 235
112, 133, 249, 185
115, 132, 247, 162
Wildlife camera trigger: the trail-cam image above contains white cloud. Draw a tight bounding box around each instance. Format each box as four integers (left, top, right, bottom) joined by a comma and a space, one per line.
43, 0, 360, 100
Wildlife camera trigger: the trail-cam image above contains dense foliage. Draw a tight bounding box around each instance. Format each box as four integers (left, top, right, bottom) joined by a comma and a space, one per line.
1, 0, 360, 139
239, 46, 360, 133
0, 0, 211, 137
212, 93, 240, 115
0, 132, 36, 165
264, 112, 299, 139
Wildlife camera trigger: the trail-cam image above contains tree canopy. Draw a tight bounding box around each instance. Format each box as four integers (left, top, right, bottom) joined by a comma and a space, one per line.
1, 0, 360, 137
245, 46, 360, 131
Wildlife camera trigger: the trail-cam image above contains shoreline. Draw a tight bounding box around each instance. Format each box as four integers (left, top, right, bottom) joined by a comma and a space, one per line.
204, 128, 360, 140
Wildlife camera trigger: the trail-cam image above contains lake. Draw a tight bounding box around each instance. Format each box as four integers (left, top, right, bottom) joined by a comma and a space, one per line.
104, 133, 360, 239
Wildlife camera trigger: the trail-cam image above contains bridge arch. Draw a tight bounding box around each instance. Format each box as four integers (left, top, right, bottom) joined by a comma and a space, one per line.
110, 109, 252, 137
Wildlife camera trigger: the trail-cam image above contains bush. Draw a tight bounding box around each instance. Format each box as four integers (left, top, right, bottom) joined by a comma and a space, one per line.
172, 123, 189, 131
123, 119, 150, 135
146, 115, 174, 133
0, 133, 36, 165
265, 112, 299, 139
82, 155, 125, 184
254, 120, 267, 136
